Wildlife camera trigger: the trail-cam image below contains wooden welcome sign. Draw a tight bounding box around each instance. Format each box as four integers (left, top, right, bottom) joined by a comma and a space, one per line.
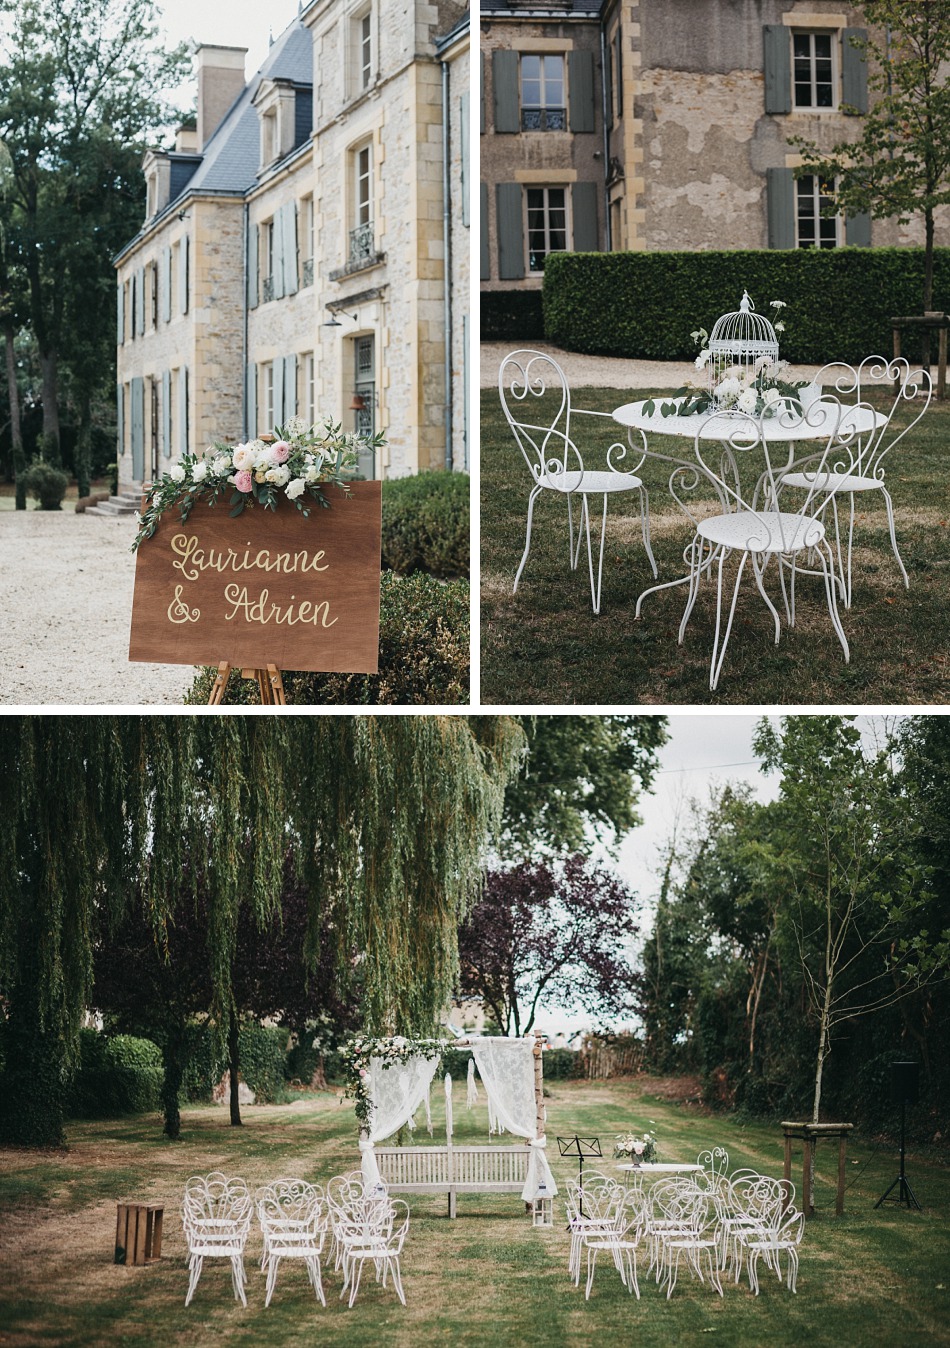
129, 482, 382, 674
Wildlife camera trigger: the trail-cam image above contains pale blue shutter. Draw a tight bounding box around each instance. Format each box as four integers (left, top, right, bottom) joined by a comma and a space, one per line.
273, 207, 286, 299
131, 376, 145, 481
283, 353, 297, 420
129, 275, 135, 341
178, 367, 189, 454
162, 248, 172, 322
247, 220, 259, 309
116, 283, 124, 344
136, 267, 146, 334
569, 52, 595, 134
496, 182, 524, 280
841, 29, 868, 114
616, 28, 623, 117
767, 167, 796, 248
846, 212, 871, 246
116, 383, 125, 459
283, 204, 298, 296
493, 50, 520, 133
460, 93, 469, 228
480, 53, 485, 134
179, 235, 189, 315
162, 369, 171, 457
480, 183, 490, 280
763, 26, 791, 115
572, 182, 600, 252
272, 356, 285, 427
245, 363, 257, 439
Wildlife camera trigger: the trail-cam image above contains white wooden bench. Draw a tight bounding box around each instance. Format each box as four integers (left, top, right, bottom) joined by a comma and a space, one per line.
374, 1144, 532, 1218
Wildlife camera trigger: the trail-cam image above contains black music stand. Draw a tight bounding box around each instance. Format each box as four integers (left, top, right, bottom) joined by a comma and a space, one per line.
557, 1136, 602, 1218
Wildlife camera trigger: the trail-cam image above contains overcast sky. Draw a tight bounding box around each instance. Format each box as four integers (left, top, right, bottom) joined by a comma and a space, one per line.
156, 0, 300, 105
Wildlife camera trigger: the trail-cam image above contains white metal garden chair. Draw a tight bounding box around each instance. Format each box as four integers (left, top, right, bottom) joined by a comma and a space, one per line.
720, 1174, 792, 1280
582, 1190, 646, 1300
565, 1174, 622, 1285
696, 1148, 730, 1194
256, 1178, 328, 1308
643, 1178, 706, 1283
778, 358, 932, 608
338, 1198, 410, 1308
181, 1172, 253, 1308
499, 349, 657, 615
742, 1203, 805, 1295
660, 1189, 725, 1299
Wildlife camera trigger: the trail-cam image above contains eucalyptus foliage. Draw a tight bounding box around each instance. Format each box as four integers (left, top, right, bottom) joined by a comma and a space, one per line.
0, 716, 525, 1145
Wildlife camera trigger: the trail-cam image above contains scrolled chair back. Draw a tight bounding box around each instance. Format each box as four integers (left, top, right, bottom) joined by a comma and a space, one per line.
810, 356, 932, 479
257, 1177, 324, 1230
498, 348, 587, 491
182, 1171, 253, 1233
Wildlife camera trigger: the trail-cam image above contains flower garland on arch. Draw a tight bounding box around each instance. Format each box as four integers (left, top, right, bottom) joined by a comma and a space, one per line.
131, 416, 386, 552
342, 1035, 447, 1127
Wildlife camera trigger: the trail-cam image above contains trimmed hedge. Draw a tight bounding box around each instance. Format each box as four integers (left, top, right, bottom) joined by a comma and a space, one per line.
180, 1022, 289, 1104
185, 572, 470, 705
481, 289, 545, 342
69, 1030, 163, 1118
543, 247, 950, 365
381, 471, 469, 578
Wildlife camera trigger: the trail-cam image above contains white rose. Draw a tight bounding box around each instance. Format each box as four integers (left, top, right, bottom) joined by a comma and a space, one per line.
265, 464, 290, 486
285, 477, 307, 500
232, 445, 256, 471
192, 461, 208, 482
737, 388, 758, 414
306, 466, 322, 483
715, 376, 741, 404
255, 446, 276, 469
212, 455, 232, 475
168, 464, 186, 483
763, 387, 781, 406
775, 321, 786, 333
694, 349, 710, 370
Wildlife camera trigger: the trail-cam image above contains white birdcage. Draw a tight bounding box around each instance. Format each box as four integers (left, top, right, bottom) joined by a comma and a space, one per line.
706, 291, 780, 399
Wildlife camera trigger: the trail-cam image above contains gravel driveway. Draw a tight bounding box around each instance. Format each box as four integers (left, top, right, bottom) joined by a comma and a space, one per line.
2, 511, 196, 706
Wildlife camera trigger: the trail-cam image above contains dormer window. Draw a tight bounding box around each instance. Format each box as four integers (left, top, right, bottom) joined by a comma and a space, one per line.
141, 149, 172, 221
253, 78, 301, 168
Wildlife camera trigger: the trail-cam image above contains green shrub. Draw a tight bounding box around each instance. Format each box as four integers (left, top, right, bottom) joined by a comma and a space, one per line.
69, 1029, 163, 1118
381, 471, 469, 578
238, 1024, 288, 1103
482, 289, 545, 342
185, 572, 470, 705
22, 459, 69, 511
543, 247, 950, 365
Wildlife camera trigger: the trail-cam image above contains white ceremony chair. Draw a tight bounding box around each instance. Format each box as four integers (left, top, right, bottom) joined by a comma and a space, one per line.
181, 1172, 253, 1308
499, 349, 657, 615
779, 358, 932, 608
721, 1174, 792, 1280
257, 1178, 328, 1308
696, 1148, 730, 1195
743, 1204, 805, 1295
661, 1190, 724, 1299
582, 1190, 646, 1300
675, 405, 861, 690
339, 1198, 410, 1308
565, 1174, 622, 1285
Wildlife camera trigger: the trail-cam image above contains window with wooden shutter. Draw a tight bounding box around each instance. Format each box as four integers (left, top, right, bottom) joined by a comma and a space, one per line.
841, 28, 868, 114
130, 376, 145, 481
117, 283, 125, 345
845, 211, 870, 246
179, 235, 189, 315
568, 51, 595, 134
162, 248, 172, 323
178, 367, 189, 454
246, 363, 257, 440
460, 93, 469, 228
480, 184, 490, 281
763, 25, 791, 115
117, 384, 125, 457
283, 353, 297, 421
137, 267, 146, 334
766, 167, 795, 248
493, 50, 520, 134
273, 207, 286, 300
162, 370, 171, 456
796, 174, 840, 247
526, 187, 568, 271
247, 220, 259, 309
496, 182, 524, 280
615, 28, 623, 117
522, 55, 566, 131
283, 203, 298, 296
572, 182, 599, 253
272, 355, 285, 428
793, 31, 835, 108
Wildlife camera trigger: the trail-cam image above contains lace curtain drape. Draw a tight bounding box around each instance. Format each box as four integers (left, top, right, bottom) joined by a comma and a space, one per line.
359, 1052, 440, 1189
469, 1038, 557, 1202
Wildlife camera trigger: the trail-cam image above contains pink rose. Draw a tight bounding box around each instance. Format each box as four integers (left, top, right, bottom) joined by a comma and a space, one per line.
272, 440, 291, 464
234, 469, 253, 493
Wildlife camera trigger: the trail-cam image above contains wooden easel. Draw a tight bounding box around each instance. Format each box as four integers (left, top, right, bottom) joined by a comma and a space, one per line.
207, 662, 286, 705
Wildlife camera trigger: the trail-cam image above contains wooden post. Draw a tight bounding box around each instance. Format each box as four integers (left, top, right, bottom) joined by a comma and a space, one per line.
802, 1138, 813, 1216
533, 1032, 544, 1140
939, 326, 948, 401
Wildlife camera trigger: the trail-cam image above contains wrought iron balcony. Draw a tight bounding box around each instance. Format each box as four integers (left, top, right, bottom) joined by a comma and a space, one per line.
302, 257, 314, 287
261, 275, 274, 303
348, 221, 375, 267
521, 107, 567, 132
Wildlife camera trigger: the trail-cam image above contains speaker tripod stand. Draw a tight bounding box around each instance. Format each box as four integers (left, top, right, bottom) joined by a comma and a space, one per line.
874, 1095, 921, 1210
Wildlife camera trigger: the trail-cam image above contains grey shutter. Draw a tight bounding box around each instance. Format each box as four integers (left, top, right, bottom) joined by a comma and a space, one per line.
273, 355, 285, 428
179, 234, 189, 315
116, 383, 125, 458
283, 203, 298, 296
480, 52, 485, 134
846, 211, 871, 246
130, 375, 145, 481
136, 267, 146, 334
129, 275, 135, 340
496, 182, 524, 280
572, 181, 600, 252
766, 167, 796, 248
116, 283, 124, 345
178, 367, 188, 454
247, 218, 259, 309
763, 25, 791, 115
460, 93, 469, 227
841, 29, 868, 114
162, 247, 172, 322
245, 363, 257, 440
493, 50, 520, 133
480, 183, 490, 280
605, 44, 613, 132
162, 369, 171, 456
616, 28, 623, 117
273, 207, 286, 300
283, 352, 297, 420
569, 51, 596, 134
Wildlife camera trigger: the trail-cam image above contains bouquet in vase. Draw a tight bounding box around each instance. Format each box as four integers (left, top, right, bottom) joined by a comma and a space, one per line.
614, 1130, 658, 1164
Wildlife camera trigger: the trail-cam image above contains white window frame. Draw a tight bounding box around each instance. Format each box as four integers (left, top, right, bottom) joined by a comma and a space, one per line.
525, 185, 571, 273
263, 363, 274, 429
355, 143, 372, 228
304, 352, 315, 425
520, 54, 567, 132
796, 173, 841, 249
261, 219, 275, 301
792, 30, 838, 111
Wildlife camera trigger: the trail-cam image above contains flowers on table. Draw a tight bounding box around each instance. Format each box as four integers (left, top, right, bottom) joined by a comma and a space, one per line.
614, 1130, 658, 1164
131, 415, 386, 551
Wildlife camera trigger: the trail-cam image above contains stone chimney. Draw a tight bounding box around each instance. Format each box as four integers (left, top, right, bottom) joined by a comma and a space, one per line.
175, 125, 199, 154
196, 45, 247, 152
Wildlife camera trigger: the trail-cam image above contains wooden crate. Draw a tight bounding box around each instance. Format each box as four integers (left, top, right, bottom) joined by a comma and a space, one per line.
114, 1203, 164, 1265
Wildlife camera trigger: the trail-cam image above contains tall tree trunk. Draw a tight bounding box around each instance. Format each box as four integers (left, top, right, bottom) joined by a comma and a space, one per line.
228, 1009, 243, 1127
812, 983, 832, 1123
4, 323, 26, 510
38, 349, 61, 467
161, 1018, 187, 1141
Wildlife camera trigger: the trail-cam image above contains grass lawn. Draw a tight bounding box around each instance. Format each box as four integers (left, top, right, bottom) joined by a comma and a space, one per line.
0, 478, 113, 511
480, 386, 950, 705
1, 1077, 947, 1347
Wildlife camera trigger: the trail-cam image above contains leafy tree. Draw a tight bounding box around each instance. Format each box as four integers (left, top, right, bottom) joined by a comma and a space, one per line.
0, 716, 525, 1146
792, 2, 950, 317
457, 854, 640, 1036
499, 715, 667, 859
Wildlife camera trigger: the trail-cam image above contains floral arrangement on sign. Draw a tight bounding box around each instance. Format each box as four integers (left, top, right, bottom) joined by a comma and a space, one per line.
131, 415, 386, 551
342, 1035, 445, 1127
642, 301, 808, 420
614, 1130, 658, 1163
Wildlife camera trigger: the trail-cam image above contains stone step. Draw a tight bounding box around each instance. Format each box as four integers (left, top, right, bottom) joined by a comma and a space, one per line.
86, 495, 141, 517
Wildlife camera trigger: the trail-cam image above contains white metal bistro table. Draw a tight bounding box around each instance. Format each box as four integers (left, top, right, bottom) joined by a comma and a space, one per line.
616, 1163, 704, 1176
610, 397, 888, 618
